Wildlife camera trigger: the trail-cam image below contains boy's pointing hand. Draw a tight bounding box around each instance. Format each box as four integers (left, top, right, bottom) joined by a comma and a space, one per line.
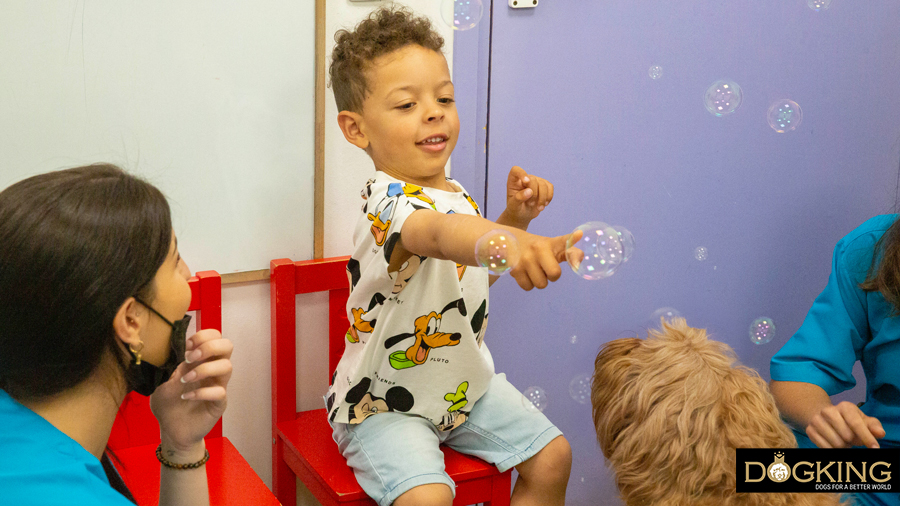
510, 231, 577, 291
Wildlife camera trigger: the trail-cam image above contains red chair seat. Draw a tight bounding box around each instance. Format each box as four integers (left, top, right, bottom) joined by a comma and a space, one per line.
113, 437, 281, 506
278, 409, 508, 505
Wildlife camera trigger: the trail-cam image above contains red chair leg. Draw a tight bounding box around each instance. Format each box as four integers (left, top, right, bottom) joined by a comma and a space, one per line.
273, 440, 296, 506
486, 472, 512, 506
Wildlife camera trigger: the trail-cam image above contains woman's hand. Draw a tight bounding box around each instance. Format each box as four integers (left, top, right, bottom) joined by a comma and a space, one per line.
151, 329, 233, 456
806, 401, 885, 449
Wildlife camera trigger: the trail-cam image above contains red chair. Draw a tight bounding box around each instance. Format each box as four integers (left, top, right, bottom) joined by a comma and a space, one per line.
109, 270, 280, 506
270, 256, 512, 506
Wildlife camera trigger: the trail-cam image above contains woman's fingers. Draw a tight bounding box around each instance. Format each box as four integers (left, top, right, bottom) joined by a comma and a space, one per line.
180, 358, 233, 385
822, 406, 856, 444
808, 416, 847, 448
185, 332, 233, 364
180, 385, 228, 402
808, 402, 885, 449
835, 402, 882, 448
807, 425, 831, 448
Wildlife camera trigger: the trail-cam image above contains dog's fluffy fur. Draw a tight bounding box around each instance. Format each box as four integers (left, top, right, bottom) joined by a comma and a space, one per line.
591, 318, 846, 506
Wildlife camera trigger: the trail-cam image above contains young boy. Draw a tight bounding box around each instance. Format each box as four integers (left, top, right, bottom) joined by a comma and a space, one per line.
325, 7, 572, 506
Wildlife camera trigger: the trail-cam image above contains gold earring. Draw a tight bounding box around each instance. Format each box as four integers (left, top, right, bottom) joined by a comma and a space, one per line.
129, 341, 144, 365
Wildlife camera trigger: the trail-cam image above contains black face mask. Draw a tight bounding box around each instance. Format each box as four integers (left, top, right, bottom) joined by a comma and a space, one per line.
128, 298, 191, 397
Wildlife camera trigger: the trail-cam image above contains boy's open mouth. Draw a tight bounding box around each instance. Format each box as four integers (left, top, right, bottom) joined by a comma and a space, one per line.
416, 134, 449, 152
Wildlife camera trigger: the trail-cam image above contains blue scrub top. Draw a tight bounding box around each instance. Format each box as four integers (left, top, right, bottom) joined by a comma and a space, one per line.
0, 389, 133, 505
771, 215, 900, 506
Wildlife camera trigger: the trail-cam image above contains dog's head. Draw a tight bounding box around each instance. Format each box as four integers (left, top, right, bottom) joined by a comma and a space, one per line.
591, 318, 845, 506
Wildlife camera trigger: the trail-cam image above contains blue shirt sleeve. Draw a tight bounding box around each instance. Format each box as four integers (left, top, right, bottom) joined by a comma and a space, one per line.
770, 228, 876, 395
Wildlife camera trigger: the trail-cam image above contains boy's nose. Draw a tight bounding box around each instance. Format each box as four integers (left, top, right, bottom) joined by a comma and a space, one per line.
425, 106, 444, 122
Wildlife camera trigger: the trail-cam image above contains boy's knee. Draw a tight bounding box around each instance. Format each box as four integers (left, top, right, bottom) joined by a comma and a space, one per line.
393, 483, 453, 506
518, 436, 572, 485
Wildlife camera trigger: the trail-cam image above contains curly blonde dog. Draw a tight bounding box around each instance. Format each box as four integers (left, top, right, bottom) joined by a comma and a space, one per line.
591, 318, 846, 506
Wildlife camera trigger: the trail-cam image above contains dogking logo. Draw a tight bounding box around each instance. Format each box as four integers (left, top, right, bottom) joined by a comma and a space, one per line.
767, 452, 790, 483
736, 448, 899, 493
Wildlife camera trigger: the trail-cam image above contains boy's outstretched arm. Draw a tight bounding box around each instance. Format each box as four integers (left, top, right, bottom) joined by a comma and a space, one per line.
391, 211, 572, 291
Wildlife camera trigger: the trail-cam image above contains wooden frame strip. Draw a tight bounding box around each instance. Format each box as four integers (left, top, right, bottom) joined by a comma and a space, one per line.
314, 0, 326, 259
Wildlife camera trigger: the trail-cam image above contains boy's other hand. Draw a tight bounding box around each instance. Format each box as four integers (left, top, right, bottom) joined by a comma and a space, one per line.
506, 166, 554, 226
510, 231, 575, 291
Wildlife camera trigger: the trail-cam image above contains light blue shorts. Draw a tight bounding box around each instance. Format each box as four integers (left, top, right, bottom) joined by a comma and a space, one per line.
328, 373, 563, 506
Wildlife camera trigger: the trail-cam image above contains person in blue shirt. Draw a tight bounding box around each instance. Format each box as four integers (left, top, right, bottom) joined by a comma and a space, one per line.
770, 214, 899, 506
0, 164, 234, 505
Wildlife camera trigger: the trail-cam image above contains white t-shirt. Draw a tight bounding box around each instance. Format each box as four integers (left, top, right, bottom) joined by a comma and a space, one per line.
326, 171, 495, 431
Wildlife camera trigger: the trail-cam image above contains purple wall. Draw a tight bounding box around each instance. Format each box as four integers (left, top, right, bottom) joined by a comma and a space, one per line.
455, 1, 900, 504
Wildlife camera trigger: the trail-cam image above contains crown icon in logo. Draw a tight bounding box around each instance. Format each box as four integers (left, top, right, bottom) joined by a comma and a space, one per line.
767, 452, 790, 483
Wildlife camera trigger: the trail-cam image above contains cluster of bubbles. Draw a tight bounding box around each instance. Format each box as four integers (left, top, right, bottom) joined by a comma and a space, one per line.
565, 222, 635, 281
440, 0, 484, 31
521, 376, 593, 412
522, 386, 548, 412
474, 230, 520, 276
808, 0, 832, 11
648, 65, 663, 80
690, 79, 805, 134
749, 316, 776, 345
694, 246, 709, 261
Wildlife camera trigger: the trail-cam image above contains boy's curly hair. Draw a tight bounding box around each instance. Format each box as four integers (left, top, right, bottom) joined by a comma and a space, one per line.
592, 318, 847, 506
329, 6, 444, 113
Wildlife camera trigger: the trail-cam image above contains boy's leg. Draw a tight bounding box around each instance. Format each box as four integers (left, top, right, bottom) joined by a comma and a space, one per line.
442, 373, 572, 506
510, 435, 571, 506
331, 412, 455, 506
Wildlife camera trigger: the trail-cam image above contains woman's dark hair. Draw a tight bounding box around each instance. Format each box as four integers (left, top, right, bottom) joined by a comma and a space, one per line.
0, 164, 172, 400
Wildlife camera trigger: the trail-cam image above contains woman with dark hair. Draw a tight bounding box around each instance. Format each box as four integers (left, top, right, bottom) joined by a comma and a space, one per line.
770, 212, 900, 506
0, 164, 234, 505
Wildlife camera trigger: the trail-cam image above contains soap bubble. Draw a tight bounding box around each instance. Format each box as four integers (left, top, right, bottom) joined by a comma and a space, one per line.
612, 226, 635, 262
475, 230, 519, 276
749, 317, 776, 345
767, 99, 803, 133
807, 0, 832, 11
569, 375, 592, 404
704, 80, 742, 116
441, 0, 484, 31
694, 246, 708, 261
649, 65, 663, 80
650, 307, 682, 327
565, 222, 624, 280
522, 386, 548, 412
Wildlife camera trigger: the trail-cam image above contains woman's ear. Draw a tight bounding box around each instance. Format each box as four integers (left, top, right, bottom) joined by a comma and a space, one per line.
337, 111, 369, 150
112, 297, 144, 349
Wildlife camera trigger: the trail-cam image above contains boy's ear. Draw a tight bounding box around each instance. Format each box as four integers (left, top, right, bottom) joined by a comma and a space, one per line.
337, 111, 369, 150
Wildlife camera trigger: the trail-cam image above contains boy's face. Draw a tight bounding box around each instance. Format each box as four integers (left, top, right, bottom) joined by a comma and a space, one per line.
356, 45, 459, 187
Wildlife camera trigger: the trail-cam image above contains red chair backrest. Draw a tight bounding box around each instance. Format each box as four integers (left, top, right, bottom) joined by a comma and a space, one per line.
108, 271, 224, 450
270, 257, 350, 427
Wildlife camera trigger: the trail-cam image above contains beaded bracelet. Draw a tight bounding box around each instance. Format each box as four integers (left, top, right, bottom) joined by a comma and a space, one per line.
155, 444, 210, 470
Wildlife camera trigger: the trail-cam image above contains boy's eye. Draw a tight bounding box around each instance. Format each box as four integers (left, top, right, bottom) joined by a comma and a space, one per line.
397, 103, 414, 110
438, 98, 455, 104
